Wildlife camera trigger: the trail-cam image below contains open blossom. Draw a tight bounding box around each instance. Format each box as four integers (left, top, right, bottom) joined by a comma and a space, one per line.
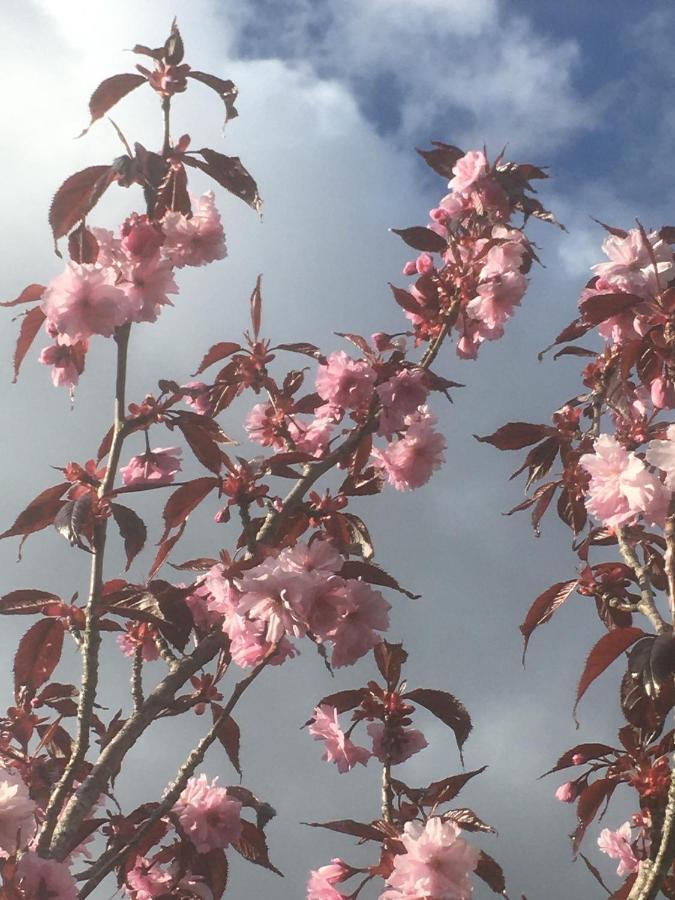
163, 191, 227, 268
372, 408, 446, 491
236, 566, 311, 643
120, 447, 182, 487
39, 337, 87, 388
377, 369, 428, 438
307, 859, 350, 899
182, 380, 211, 415
368, 723, 428, 765
448, 150, 488, 194
17, 852, 77, 899
329, 580, 390, 668
42, 263, 132, 341
646, 423, 675, 489
591, 228, 674, 298
120, 254, 178, 323
0, 767, 36, 855
117, 623, 160, 662
315, 351, 376, 410
173, 775, 242, 853
309, 705, 371, 773
598, 822, 640, 877
125, 856, 173, 898
579, 434, 668, 527
466, 270, 527, 331
382, 818, 479, 900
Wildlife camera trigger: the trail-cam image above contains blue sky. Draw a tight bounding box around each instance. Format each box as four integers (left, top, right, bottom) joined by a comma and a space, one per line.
1, 2, 674, 897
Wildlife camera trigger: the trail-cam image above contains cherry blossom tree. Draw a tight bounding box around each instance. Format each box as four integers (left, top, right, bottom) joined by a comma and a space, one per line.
3, 16, 674, 900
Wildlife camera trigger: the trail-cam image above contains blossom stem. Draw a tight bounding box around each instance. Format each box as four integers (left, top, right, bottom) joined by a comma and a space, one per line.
77, 654, 270, 896
161, 96, 172, 158
37, 323, 132, 856
615, 527, 670, 635
628, 767, 675, 899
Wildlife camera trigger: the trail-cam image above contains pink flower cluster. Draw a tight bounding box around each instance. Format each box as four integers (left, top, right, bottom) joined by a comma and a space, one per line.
202, 541, 390, 668
592, 229, 673, 300
125, 856, 212, 899
372, 407, 446, 491
579, 434, 668, 528
0, 766, 36, 856
120, 447, 182, 487
246, 401, 336, 458
307, 859, 350, 899
40, 193, 225, 388
309, 704, 427, 773
597, 822, 640, 877
172, 774, 242, 853
16, 852, 78, 899
381, 818, 479, 900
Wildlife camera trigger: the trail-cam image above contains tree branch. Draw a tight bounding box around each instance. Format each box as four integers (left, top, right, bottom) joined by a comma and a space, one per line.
628, 768, 675, 899
615, 527, 670, 635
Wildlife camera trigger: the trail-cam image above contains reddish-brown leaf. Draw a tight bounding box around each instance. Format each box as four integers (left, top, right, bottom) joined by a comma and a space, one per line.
0, 482, 69, 545
194, 849, 228, 900
175, 415, 226, 475
574, 627, 645, 716
475, 850, 507, 895
49, 165, 116, 244
542, 742, 616, 777
557, 486, 587, 535
374, 641, 408, 689
475, 422, 551, 450
111, 503, 147, 571
161, 477, 219, 540
0, 283, 45, 308
312, 688, 369, 717
193, 342, 241, 376
580, 292, 641, 326
0, 589, 62, 615
67, 222, 99, 264
212, 704, 241, 775
403, 688, 471, 759
97, 425, 114, 462
149, 523, 187, 579
12, 306, 46, 382
274, 342, 325, 362
302, 819, 385, 842
416, 142, 465, 178
340, 560, 419, 600
14, 619, 65, 697
520, 579, 578, 658
423, 767, 488, 806
573, 777, 617, 851
232, 820, 282, 876
81, 73, 145, 134
153, 162, 191, 218
187, 71, 239, 123
390, 226, 447, 253
444, 807, 495, 833
188, 148, 261, 211
389, 283, 421, 315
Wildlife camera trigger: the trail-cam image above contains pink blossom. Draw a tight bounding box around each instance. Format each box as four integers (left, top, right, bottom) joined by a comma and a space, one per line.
368, 723, 428, 765
0, 766, 36, 855
372, 408, 446, 491
383, 817, 479, 900
291, 413, 335, 457
278, 540, 343, 576
182, 380, 211, 415
120, 447, 182, 487
465, 271, 527, 331
121, 216, 164, 260
42, 263, 132, 341
591, 229, 674, 298
315, 351, 376, 410
307, 859, 350, 899
117, 623, 160, 662
646, 424, 675, 488
39, 338, 88, 388
186, 581, 227, 631
17, 852, 77, 899
554, 781, 575, 803
173, 774, 242, 853
416, 253, 434, 274
163, 191, 227, 268
237, 565, 312, 643
579, 434, 669, 527
650, 375, 675, 410
125, 856, 173, 898
245, 403, 287, 449
448, 150, 488, 194
204, 565, 241, 620
225, 613, 297, 668
329, 580, 390, 668
91, 227, 123, 266
377, 369, 429, 438
121, 254, 178, 323
598, 822, 640, 877
301, 575, 355, 640
309, 705, 371, 773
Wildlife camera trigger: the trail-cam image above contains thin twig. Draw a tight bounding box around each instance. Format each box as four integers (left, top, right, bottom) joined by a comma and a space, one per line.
628, 767, 675, 899
616, 527, 670, 635
38, 324, 131, 855
77, 655, 270, 896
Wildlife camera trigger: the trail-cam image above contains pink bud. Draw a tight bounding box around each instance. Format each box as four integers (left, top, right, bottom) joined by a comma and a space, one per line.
572, 753, 586, 766
555, 782, 575, 803
429, 206, 450, 223
403, 260, 417, 276
416, 253, 434, 274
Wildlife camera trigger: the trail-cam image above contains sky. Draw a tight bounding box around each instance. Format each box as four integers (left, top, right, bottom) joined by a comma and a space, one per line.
2, 1, 675, 897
